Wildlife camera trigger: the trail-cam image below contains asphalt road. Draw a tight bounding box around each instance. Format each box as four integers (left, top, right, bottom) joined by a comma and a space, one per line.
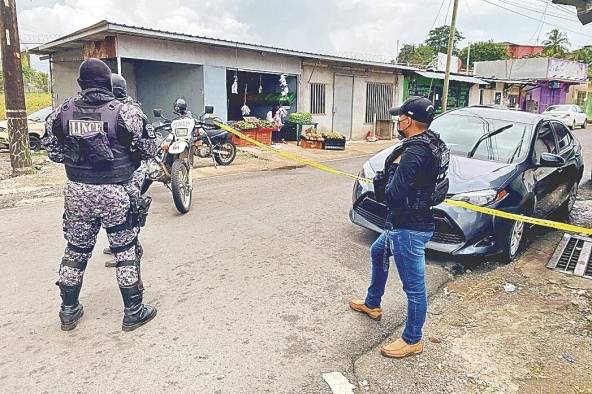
0, 155, 450, 393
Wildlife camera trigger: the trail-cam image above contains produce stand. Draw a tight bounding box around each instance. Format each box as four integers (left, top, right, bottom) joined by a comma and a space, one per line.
286, 112, 319, 144
321, 131, 346, 151
231, 119, 275, 147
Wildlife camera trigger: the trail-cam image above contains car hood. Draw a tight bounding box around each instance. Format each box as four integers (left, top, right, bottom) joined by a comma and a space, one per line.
368, 145, 518, 193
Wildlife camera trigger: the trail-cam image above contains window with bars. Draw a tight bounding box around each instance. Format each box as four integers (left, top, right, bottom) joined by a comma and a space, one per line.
310, 83, 326, 114
365, 83, 394, 123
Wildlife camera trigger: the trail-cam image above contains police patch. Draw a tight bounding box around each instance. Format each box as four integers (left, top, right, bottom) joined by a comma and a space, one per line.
69, 120, 107, 136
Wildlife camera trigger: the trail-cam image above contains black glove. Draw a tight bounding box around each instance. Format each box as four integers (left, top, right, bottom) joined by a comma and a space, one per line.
373, 170, 387, 203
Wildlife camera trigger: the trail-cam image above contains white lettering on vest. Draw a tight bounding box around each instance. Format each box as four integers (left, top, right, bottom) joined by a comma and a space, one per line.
69, 120, 105, 136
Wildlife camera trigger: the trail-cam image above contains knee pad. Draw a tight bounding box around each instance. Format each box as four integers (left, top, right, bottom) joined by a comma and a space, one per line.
116, 260, 140, 288
58, 258, 87, 287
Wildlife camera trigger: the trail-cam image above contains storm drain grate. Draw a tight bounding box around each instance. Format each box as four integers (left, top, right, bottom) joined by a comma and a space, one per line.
547, 234, 592, 280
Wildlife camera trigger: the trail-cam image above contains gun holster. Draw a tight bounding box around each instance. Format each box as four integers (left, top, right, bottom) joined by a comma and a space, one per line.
129, 196, 152, 228
373, 170, 387, 203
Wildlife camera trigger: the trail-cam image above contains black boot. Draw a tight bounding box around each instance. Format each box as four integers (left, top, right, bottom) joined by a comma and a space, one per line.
58, 283, 84, 331
119, 284, 157, 332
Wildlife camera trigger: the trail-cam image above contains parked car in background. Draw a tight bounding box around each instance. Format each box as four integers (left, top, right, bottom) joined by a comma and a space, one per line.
543, 104, 587, 130
0, 106, 52, 151
350, 107, 584, 262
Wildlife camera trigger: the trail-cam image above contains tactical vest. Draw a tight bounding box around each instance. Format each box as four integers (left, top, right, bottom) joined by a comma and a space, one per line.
61, 97, 137, 184
386, 130, 450, 210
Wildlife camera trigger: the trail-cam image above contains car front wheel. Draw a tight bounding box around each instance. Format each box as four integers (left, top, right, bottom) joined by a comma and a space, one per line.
501, 219, 526, 263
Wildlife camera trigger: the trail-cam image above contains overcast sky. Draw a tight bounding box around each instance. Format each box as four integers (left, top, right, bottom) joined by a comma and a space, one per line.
16, 0, 592, 71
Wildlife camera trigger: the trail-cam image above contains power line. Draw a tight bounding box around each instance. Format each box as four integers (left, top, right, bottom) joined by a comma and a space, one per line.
431, 0, 449, 30
495, 0, 580, 22
477, 0, 592, 38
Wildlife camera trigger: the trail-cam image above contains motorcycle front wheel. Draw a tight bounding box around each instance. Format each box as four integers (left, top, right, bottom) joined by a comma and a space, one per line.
214, 141, 237, 166
171, 160, 192, 214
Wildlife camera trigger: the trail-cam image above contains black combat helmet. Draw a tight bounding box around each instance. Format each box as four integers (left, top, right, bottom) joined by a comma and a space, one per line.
77, 58, 112, 91
111, 74, 128, 100
174, 98, 188, 114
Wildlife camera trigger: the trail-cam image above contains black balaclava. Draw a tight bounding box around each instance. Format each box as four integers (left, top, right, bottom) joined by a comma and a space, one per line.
111, 74, 128, 100
77, 58, 113, 91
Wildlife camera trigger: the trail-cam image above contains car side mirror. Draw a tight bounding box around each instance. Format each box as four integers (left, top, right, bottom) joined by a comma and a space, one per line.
153, 108, 162, 118
205, 106, 214, 114
538, 153, 565, 168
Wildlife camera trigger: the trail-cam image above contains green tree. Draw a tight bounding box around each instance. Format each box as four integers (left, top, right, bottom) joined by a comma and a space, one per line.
542, 29, 570, 57
460, 41, 509, 67
396, 44, 416, 64
394, 44, 435, 66
425, 25, 465, 55
569, 45, 592, 79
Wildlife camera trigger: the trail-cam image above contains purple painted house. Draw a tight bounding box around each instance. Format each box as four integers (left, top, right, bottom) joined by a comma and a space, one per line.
474, 58, 588, 113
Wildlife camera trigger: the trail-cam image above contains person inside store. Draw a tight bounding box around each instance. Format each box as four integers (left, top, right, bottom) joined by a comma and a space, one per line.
267, 105, 285, 144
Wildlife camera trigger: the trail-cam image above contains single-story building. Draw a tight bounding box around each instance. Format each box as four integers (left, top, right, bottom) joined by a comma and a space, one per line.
474, 57, 589, 113
31, 20, 419, 140
403, 70, 489, 112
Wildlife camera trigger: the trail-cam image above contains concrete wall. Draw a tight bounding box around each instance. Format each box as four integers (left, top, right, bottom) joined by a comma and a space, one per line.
134, 60, 203, 121
120, 60, 137, 101
475, 58, 550, 80
117, 35, 302, 76
203, 66, 227, 121
51, 48, 84, 106
299, 63, 402, 140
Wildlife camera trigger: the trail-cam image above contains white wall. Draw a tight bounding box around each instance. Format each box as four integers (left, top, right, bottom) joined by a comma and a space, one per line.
51, 48, 83, 106
299, 63, 403, 140
117, 35, 302, 76
474, 58, 550, 80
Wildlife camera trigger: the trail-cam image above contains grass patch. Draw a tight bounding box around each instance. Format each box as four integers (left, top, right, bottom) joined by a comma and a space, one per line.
0, 92, 51, 120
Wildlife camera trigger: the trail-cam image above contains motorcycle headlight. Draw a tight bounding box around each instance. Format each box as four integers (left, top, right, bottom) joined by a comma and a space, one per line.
449, 189, 507, 206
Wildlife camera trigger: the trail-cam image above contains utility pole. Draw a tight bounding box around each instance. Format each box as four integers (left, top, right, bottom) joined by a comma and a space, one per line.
442, 0, 460, 112
0, 0, 31, 174
466, 42, 471, 75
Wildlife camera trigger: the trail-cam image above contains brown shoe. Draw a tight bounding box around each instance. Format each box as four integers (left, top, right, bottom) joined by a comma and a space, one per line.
349, 299, 383, 321
380, 338, 424, 359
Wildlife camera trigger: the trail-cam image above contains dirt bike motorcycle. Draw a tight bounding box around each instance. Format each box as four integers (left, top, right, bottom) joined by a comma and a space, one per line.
144, 103, 219, 214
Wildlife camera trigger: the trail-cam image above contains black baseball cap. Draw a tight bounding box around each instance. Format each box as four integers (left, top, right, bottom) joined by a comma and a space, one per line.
389, 96, 435, 125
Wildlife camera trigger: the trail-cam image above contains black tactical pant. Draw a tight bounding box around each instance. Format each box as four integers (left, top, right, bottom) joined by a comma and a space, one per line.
58, 181, 141, 289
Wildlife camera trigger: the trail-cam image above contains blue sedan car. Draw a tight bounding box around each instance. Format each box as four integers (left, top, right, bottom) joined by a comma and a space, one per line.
350, 107, 584, 262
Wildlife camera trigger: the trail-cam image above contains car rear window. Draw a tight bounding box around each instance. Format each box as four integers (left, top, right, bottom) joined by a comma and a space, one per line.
546, 105, 571, 112
431, 113, 533, 164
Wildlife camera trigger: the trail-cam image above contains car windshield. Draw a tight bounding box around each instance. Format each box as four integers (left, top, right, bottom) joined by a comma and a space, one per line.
28, 107, 53, 122
430, 112, 532, 164
545, 105, 571, 112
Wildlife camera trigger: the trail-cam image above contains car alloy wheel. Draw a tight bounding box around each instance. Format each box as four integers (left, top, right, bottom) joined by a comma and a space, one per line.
509, 220, 525, 258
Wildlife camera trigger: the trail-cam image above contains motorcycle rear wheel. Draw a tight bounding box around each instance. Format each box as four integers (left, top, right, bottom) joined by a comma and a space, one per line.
214, 142, 237, 166
171, 160, 192, 214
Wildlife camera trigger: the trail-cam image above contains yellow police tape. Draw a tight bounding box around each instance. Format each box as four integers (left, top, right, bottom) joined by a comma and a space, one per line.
214, 121, 592, 236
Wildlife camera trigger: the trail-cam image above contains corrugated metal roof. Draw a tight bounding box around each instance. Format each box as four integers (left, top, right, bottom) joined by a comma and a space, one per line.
31, 20, 418, 72
415, 71, 489, 85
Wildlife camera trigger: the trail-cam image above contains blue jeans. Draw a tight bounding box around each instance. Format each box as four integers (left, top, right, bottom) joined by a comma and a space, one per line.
365, 229, 434, 344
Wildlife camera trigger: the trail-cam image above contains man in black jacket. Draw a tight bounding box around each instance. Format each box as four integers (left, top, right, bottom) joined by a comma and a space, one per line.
42, 59, 157, 332
349, 97, 449, 358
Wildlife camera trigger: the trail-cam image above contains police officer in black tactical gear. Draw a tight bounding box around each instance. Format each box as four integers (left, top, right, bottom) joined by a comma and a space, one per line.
42, 59, 158, 332
350, 97, 449, 359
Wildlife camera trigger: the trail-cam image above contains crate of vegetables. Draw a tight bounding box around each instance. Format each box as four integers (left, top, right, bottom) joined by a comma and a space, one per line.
300, 128, 324, 149
232, 120, 260, 147
322, 131, 346, 150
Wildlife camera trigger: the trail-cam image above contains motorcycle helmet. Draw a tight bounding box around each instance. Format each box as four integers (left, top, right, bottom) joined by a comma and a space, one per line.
174, 98, 188, 114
